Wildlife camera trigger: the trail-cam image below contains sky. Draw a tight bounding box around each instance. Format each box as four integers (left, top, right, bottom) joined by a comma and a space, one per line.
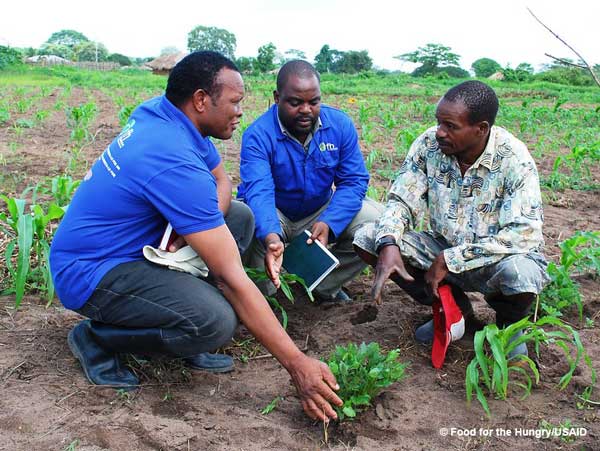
1, 0, 598, 72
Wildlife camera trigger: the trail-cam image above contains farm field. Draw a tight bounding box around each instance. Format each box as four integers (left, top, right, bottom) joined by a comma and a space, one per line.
1, 66, 600, 450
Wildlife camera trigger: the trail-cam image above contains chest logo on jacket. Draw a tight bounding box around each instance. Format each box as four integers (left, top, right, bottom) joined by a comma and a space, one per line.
319, 142, 338, 152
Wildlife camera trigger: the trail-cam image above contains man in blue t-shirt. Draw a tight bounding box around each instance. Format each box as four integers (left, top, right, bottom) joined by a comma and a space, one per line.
238, 60, 382, 302
50, 52, 342, 423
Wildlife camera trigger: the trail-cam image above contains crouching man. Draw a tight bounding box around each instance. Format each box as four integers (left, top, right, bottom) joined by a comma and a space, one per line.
50, 51, 341, 422
353, 81, 550, 359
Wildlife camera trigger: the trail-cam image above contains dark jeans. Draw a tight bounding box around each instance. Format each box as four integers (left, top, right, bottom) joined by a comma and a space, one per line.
74, 200, 254, 357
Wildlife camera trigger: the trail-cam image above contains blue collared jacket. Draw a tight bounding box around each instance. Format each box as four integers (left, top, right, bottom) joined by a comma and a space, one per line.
237, 104, 369, 242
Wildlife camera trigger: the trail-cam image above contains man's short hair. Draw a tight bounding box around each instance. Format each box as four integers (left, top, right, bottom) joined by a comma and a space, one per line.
166, 51, 239, 107
276, 60, 320, 92
443, 80, 499, 126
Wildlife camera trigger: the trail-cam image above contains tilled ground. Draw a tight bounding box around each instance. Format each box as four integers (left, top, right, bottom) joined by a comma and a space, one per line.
0, 86, 599, 450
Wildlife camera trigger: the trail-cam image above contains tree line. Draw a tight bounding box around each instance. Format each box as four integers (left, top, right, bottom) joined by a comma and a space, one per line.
1, 26, 598, 86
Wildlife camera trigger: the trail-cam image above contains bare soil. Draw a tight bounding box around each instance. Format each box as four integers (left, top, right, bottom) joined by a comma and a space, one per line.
1, 88, 599, 451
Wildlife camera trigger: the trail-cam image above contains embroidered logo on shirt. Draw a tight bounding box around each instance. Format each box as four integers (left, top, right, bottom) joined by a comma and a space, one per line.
117, 119, 136, 149
319, 142, 338, 152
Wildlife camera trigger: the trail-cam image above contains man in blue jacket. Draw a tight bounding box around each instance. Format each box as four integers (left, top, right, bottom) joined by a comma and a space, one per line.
238, 60, 382, 302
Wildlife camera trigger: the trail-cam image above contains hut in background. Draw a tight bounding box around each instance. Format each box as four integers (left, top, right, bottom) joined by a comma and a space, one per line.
144, 52, 187, 75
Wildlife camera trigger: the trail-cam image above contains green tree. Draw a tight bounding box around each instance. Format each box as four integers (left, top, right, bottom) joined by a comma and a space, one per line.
46, 29, 89, 48
331, 50, 373, 74
132, 56, 154, 66
73, 41, 108, 62
39, 43, 73, 59
314, 44, 334, 73
0, 46, 23, 69
537, 66, 596, 86
396, 43, 460, 76
22, 47, 37, 57
501, 65, 532, 82
235, 56, 255, 73
471, 58, 502, 78
107, 53, 132, 66
187, 25, 236, 59
437, 66, 470, 78
283, 48, 307, 62
516, 62, 534, 74
255, 42, 277, 73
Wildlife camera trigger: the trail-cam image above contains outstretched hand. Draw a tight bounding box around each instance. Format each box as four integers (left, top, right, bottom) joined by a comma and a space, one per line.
287, 354, 343, 422
371, 245, 414, 305
264, 233, 284, 289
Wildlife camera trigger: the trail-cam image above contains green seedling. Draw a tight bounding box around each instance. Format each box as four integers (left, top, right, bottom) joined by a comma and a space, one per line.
540, 231, 600, 321
365, 148, 379, 171
35, 110, 50, 123
1, 195, 65, 307
326, 342, 407, 421
227, 337, 262, 363
539, 419, 579, 443
245, 267, 313, 329
66, 102, 97, 145
542, 144, 600, 191
1, 196, 33, 308
261, 396, 281, 415
35, 174, 81, 207
466, 316, 593, 417
15, 118, 34, 129
118, 104, 137, 127
63, 439, 80, 451
0, 105, 10, 123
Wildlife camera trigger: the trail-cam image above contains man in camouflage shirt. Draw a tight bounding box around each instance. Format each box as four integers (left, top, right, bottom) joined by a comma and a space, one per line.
353, 80, 549, 357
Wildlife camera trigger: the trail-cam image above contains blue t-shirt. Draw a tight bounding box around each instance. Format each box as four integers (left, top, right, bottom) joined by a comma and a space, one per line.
50, 96, 224, 309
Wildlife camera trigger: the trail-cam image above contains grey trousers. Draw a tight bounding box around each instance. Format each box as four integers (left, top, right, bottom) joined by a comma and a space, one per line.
353, 225, 550, 325
74, 200, 255, 357
244, 198, 384, 298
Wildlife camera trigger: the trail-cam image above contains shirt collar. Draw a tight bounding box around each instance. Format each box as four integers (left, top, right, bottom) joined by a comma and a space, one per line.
275, 106, 323, 147
470, 126, 498, 170
159, 95, 209, 150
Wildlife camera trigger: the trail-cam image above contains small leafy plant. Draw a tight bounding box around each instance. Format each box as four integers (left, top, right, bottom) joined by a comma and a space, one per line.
245, 267, 313, 329
540, 231, 600, 321
466, 316, 593, 417
326, 342, 407, 421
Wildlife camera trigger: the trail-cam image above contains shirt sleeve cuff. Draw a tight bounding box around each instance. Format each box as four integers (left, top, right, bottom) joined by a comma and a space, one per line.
375, 226, 404, 251
257, 225, 283, 244
443, 247, 466, 274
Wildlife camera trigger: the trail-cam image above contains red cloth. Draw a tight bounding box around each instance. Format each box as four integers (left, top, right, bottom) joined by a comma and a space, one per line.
432, 285, 465, 369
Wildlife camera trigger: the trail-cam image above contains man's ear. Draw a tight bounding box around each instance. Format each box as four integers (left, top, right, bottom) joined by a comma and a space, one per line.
273, 90, 280, 104
478, 121, 490, 136
192, 89, 209, 113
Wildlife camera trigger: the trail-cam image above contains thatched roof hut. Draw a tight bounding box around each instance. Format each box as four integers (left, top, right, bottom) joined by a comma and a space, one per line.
145, 52, 187, 75
488, 71, 505, 81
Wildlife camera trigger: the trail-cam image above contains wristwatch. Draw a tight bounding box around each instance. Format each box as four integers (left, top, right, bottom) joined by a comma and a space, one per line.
376, 235, 398, 254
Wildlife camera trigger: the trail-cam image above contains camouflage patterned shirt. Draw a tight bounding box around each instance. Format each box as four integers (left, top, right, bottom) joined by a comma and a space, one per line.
375, 125, 545, 273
